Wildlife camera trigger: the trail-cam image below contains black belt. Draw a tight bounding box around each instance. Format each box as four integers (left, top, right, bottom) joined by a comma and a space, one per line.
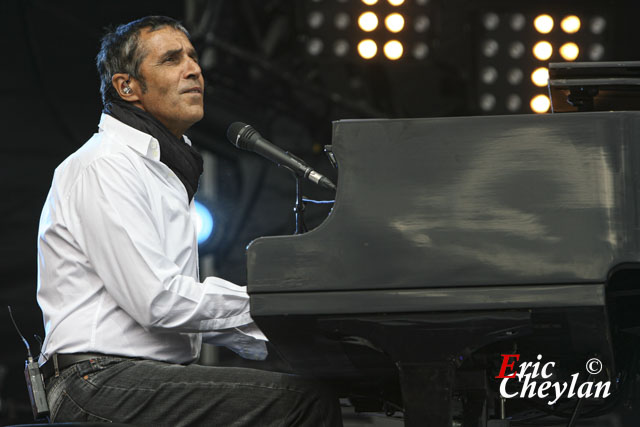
41, 353, 114, 380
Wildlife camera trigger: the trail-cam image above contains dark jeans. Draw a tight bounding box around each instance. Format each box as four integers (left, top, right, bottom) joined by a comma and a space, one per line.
45, 356, 343, 426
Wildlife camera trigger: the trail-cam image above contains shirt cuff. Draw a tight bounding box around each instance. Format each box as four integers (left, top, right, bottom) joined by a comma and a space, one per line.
199, 311, 254, 331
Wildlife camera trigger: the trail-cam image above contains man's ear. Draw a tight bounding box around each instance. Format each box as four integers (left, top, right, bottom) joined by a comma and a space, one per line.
112, 73, 141, 102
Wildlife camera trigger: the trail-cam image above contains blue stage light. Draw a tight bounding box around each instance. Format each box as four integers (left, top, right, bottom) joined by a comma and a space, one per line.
194, 200, 215, 244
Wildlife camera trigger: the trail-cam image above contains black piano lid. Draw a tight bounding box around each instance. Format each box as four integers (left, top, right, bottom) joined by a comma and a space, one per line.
549, 60, 640, 78
247, 112, 640, 300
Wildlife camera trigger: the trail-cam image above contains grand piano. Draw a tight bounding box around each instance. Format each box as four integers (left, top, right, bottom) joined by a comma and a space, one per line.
245, 65, 640, 427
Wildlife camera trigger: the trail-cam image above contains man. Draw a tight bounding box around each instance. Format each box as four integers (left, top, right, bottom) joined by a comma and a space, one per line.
37, 16, 342, 426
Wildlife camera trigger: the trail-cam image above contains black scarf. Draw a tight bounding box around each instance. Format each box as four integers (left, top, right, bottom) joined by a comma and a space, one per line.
104, 100, 203, 203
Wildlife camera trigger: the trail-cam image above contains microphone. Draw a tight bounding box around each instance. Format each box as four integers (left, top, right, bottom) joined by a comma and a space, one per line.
226, 122, 337, 191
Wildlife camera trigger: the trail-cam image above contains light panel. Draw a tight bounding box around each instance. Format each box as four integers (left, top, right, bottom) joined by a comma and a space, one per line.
474, 9, 609, 115
302, 0, 434, 62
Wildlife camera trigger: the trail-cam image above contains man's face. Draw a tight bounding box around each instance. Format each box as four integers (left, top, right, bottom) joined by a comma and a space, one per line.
134, 27, 204, 137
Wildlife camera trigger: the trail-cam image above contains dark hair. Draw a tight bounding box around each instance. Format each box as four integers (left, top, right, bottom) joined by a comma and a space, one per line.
96, 16, 190, 106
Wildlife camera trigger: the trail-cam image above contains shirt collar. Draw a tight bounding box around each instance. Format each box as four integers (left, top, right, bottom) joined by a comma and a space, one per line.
98, 113, 160, 160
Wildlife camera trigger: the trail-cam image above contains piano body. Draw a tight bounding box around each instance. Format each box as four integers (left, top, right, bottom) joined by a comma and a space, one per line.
246, 111, 640, 426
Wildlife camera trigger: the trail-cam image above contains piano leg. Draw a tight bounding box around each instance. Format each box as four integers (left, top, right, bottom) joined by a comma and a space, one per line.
398, 361, 455, 427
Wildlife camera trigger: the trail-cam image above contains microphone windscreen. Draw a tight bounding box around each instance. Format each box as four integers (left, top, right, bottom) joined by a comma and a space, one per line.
226, 122, 249, 149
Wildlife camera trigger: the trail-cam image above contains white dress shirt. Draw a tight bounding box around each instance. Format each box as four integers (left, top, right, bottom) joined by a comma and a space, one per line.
37, 114, 264, 364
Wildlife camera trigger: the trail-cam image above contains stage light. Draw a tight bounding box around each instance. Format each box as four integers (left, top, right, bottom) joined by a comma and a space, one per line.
507, 68, 523, 85
482, 39, 499, 58
510, 13, 526, 31
561, 15, 581, 34
534, 14, 554, 34
531, 67, 549, 87
358, 12, 379, 32
362, 0, 378, 5
480, 94, 496, 112
533, 41, 553, 61
506, 94, 522, 112
559, 42, 579, 61
412, 43, 429, 59
483, 13, 500, 31
308, 11, 324, 29
589, 43, 605, 61
307, 38, 324, 55
383, 40, 403, 60
351, 0, 430, 62
334, 12, 350, 30
481, 66, 498, 84
385, 13, 405, 33
334, 39, 349, 57
590, 16, 606, 34
414, 15, 430, 33
194, 200, 214, 245
508, 41, 525, 59
530, 94, 551, 113
358, 39, 378, 59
